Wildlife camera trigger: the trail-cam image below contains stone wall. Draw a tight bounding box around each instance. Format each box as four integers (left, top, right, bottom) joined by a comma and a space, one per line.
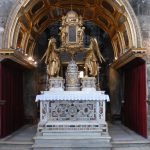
23, 69, 38, 123
0, 0, 15, 48
129, 0, 150, 62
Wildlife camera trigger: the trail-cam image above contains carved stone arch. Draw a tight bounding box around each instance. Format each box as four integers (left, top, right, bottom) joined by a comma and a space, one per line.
118, 0, 142, 48
3, 0, 31, 49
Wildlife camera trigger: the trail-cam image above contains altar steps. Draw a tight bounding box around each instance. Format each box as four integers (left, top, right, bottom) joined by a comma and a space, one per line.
32, 135, 112, 150
41, 129, 107, 136
1, 139, 150, 150
32, 135, 150, 150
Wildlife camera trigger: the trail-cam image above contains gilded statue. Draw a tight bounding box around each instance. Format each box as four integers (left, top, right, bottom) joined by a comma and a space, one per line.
59, 27, 67, 44
84, 38, 105, 77
41, 38, 60, 77
62, 15, 66, 26
79, 15, 83, 26
78, 26, 85, 42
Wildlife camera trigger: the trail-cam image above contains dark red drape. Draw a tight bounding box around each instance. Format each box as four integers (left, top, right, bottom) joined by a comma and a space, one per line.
123, 59, 147, 138
0, 60, 24, 138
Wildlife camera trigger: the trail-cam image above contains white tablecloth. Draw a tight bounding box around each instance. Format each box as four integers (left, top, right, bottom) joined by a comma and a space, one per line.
36, 91, 109, 102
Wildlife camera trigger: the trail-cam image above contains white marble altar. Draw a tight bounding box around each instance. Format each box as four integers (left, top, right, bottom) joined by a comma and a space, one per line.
33, 78, 111, 150
36, 90, 109, 133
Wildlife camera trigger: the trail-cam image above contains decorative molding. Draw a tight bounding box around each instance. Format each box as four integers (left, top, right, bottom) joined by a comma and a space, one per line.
110, 48, 146, 69
0, 49, 36, 69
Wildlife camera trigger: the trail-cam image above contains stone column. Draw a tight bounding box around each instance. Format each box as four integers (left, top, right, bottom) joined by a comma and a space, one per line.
108, 67, 122, 121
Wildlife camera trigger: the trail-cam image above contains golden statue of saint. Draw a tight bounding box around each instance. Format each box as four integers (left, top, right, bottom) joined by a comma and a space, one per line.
84, 38, 105, 77
41, 38, 60, 77
85, 50, 98, 77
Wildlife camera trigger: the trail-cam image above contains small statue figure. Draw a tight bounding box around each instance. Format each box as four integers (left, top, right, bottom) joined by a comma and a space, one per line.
59, 27, 67, 44
79, 15, 83, 26
84, 38, 105, 77
62, 15, 66, 26
41, 38, 60, 77
78, 26, 85, 42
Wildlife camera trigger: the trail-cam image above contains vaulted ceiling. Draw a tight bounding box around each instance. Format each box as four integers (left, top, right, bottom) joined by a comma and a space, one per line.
19, 0, 126, 39
2, 0, 143, 66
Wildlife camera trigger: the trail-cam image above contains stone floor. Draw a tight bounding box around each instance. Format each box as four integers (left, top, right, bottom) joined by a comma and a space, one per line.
109, 122, 150, 150
0, 122, 150, 150
0, 125, 36, 142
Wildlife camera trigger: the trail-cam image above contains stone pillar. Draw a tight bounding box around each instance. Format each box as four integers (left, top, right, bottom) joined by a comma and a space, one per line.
108, 67, 122, 121
23, 70, 38, 123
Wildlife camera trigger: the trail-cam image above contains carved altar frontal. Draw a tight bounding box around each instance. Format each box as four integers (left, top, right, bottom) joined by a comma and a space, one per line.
36, 89, 109, 132
37, 98, 108, 135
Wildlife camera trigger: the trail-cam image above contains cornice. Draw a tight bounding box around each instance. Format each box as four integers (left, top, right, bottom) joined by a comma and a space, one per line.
0, 49, 37, 69
111, 48, 146, 69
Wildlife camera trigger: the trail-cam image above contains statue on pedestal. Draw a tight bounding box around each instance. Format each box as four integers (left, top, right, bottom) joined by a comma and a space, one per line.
84, 38, 105, 77
41, 38, 60, 77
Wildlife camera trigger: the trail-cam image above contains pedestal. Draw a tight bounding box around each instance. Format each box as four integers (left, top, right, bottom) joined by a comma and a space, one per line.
65, 60, 80, 91
48, 77, 64, 91
81, 77, 96, 91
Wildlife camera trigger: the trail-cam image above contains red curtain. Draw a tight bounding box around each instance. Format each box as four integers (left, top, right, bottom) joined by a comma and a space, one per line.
0, 60, 24, 138
123, 59, 147, 137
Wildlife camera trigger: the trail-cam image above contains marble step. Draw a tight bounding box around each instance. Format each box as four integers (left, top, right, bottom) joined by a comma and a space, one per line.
33, 134, 112, 150
41, 129, 105, 136
0, 141, 33, 150
34, 133, 111, 140
33, 148, 111, 150
112, 140, 150, 148
33, 137, 112, 150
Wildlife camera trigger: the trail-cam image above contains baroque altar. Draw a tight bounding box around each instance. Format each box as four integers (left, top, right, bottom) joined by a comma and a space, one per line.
33, 10, 111, 150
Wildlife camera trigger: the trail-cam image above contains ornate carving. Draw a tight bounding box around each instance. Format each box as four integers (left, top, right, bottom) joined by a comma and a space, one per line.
48, 101, 96, 121
81, 77, 96, 90
59, 10, 85, 56
41, 101, 48, 121
49, 77, 64, 91
65, 60, 80, 91
99, 101, 104, 120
